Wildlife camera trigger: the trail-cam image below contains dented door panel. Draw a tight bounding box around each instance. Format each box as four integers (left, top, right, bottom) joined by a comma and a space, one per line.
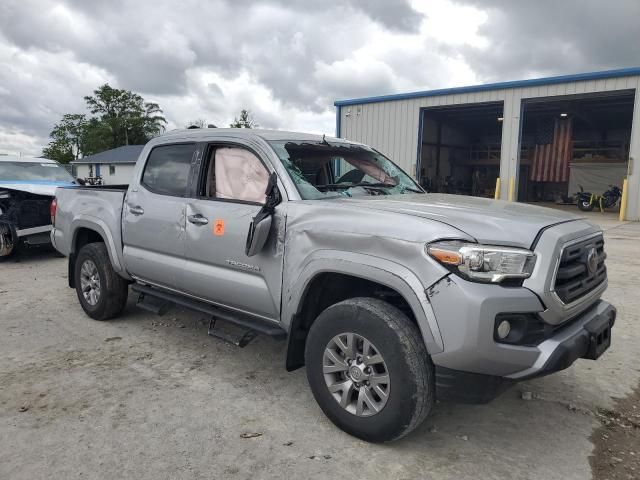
182, 200, 285, 321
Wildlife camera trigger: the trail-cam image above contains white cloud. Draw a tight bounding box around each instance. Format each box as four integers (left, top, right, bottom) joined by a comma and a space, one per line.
0, 39, 113, 155
0, 0, 637, 156
415, 0, 488, 48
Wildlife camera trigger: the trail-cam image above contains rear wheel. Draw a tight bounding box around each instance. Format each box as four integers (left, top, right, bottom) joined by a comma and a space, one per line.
305, 297, 434, 442
74, 242, 128, 320
578, 199, 594, 211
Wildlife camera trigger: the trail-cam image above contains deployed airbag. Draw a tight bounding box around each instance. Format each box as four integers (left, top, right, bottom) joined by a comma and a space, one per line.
215, 147, 269, 203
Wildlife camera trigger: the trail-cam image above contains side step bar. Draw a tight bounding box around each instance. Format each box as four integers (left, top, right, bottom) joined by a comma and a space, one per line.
131, 283, 287, 340
136, 292, 171, 315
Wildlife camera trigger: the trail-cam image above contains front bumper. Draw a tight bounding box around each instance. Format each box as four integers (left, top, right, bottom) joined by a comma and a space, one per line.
428, 274, 615, 403
17, 225, 53, 246
510, 299, 615, 380
17, 224, 52, 238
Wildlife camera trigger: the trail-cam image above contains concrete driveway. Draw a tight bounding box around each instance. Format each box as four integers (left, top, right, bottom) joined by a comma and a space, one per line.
1, 215, 638, 480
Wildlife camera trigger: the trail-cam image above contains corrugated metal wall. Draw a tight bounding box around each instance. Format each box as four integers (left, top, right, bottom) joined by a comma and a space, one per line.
339, 88, 504, 176
337, 75, 640, 219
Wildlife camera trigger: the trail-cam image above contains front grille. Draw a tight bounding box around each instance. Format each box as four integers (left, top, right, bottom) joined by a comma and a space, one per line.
553, 235, 606, 304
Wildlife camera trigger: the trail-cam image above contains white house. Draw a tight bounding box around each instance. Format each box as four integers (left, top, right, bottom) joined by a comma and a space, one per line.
71, 145, 144, 185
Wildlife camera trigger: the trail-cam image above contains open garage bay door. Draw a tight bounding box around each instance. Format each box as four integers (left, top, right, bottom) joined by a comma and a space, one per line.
519, 91, 634, 204
418, 102, 503, 198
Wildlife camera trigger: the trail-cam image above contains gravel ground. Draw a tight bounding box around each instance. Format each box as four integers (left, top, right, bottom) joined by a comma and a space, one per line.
1, 214, 639, 480
590, 384, 640, 480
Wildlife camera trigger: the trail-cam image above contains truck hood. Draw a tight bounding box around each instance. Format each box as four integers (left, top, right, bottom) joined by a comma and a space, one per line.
0, 181, 74, 197
330, 193, 583, 248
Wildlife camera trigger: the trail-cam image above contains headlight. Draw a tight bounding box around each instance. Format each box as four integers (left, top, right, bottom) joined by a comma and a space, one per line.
426, 240, 536, 283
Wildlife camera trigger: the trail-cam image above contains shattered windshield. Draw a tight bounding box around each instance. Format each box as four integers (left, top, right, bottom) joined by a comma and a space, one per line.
268, 140, 423, 200
0, 161, 74, 183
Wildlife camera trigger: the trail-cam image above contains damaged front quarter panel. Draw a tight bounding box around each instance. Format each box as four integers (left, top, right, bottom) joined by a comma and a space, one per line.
280, 200, 474, 354
0, 188, 54, 256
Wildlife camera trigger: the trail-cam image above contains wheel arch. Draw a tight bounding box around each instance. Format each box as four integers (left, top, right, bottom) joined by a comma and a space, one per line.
284, 253, 444, 371
68, 218, 129, 287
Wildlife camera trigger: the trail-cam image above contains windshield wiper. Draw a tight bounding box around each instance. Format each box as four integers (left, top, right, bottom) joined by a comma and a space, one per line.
316, 182, 396, 190
401, 186, 424, 194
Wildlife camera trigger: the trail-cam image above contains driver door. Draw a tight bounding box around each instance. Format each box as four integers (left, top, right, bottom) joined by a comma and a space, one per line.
182, 143, 284, 321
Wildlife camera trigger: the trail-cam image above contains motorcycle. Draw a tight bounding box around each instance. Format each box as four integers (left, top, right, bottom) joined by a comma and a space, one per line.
575, 184, 622, 212
83, 175, 104, 186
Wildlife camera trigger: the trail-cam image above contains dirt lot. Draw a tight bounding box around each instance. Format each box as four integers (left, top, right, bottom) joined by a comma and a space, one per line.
1, 214, 639, 480
590, 384, 640, 480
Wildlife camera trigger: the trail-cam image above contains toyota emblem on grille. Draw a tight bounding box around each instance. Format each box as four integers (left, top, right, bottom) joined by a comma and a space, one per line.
586, 247, 598, 275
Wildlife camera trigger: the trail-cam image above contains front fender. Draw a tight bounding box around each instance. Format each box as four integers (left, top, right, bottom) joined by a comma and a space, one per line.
283, 250, 444, 354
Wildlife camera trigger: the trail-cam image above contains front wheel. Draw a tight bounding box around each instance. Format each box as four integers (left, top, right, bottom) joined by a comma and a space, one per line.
577, 198, 594, 211
74, 242, 128, 320
305, 297, 434, 442
0, 222, 18, 260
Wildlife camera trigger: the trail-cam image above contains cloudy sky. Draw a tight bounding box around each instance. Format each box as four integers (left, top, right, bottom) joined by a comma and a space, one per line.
1, 0, 639, 156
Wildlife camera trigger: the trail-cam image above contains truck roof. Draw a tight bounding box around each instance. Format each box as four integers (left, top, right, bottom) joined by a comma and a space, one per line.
0, 156, 57, 164
159, 128, 354, 144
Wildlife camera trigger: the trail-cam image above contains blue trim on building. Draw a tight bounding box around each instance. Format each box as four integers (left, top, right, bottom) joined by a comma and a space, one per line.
0, 180, 74, 186
334, 67, 640, 107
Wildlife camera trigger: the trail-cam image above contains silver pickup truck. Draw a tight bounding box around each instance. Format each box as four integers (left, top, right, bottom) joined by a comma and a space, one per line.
52, 128, 615, 442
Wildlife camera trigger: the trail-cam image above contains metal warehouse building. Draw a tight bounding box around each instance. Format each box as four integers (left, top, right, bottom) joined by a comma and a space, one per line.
334, 67, 640, 220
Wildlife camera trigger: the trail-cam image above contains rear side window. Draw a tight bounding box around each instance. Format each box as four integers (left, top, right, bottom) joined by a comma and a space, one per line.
141, 143, 196, 196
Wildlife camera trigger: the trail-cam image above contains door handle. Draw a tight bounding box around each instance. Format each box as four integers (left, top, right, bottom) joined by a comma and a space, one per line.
129, 205, 144, 216
187, 214, 209, 225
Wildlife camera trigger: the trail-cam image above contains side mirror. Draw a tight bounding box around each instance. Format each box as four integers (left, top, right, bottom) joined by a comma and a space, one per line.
245, 172, 279, 257
245, 215, 272, 257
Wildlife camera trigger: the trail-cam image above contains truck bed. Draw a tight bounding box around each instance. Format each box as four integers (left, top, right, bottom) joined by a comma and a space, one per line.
52, 185, 129, 277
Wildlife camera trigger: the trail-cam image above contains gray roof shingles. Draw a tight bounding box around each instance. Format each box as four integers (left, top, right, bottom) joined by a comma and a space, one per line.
72, 145, 144, 164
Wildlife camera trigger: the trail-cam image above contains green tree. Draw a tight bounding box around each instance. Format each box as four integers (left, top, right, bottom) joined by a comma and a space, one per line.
84, 84, 167, 147
42, 113, 87, 163
42, 84, 168, 162
42, 139, 74, 164
81, 118, 114, 156
229, 109, 257, 128
186, 119, 207, 129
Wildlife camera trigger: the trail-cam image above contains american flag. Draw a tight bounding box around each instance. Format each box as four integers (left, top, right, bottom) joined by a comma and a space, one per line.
530, 117, 573, 182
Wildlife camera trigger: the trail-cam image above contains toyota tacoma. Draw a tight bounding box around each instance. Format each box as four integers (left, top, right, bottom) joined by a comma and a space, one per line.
51, 129, 615, 442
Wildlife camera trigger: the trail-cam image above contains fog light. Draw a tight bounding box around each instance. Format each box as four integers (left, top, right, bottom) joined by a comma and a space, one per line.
494, 313, 544, 346
497, 320, 511, 339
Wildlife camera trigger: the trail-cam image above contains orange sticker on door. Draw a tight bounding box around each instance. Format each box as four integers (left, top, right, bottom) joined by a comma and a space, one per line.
213, 219, 225, 236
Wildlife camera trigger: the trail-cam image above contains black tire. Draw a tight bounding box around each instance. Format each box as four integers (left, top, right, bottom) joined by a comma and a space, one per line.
74, 242, 128, 320
305, 297, 434, 442
578, 199, 595, 211
0, 222, 19, 261
0, 245, 17, 261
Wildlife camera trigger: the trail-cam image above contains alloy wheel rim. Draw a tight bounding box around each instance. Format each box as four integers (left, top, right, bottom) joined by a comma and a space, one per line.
322, 332, 390, 417
80, 259, 101, 306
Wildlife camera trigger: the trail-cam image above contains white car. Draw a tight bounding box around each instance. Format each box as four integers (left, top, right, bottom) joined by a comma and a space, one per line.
0, 156, 75, 258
